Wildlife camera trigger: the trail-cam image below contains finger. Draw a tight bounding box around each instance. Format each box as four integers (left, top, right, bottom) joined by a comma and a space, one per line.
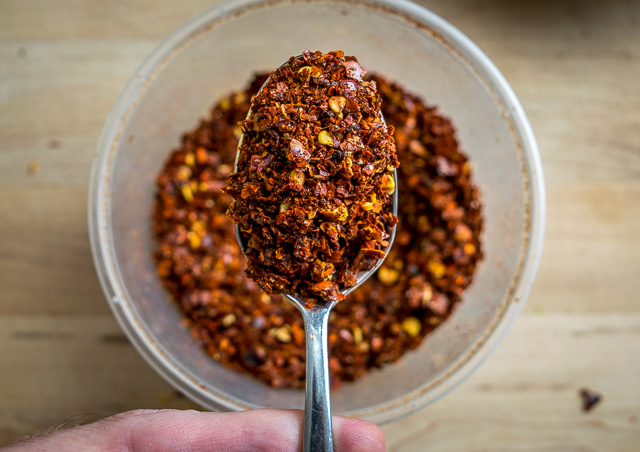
5, 409, 385, 452
116, 409, 385, 452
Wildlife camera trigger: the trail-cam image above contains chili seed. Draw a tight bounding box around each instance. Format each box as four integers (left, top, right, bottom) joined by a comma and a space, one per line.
181, 185, 194, 203
186, 231, 200, 250
401, 317, 422, 337
427, 259, 446, 278
380, 173, 395, 195
318, 130, 334, 146
272, 326, 292, 343
176, 166, 192, 181
352, 326, 363, 344
328, 96, 347, 113
222, 313, 237, 327
378, 266, 400, 285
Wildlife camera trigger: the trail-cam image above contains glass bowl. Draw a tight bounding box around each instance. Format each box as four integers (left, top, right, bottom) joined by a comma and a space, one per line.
89, 0, 545, 425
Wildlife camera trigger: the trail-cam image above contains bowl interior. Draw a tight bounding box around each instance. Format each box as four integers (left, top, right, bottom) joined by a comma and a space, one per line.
93, 0, 541, 423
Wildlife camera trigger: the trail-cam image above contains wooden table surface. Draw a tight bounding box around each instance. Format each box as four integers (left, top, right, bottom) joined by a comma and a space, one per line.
1, 0, 639, 450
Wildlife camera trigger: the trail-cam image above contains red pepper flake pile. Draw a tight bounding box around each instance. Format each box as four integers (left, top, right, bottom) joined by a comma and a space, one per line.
224, 50, 398, 304
153, 71, 483, 388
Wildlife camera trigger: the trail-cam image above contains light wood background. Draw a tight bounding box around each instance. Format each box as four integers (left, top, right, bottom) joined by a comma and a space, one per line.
1, 0, 639, 450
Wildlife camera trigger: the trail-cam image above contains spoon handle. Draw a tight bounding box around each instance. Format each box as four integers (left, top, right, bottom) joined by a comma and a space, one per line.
302, 305, 334, 452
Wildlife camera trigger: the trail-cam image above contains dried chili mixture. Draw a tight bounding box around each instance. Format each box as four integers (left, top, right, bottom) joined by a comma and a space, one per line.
224, 50, 398, 304
153, 68, 483, 389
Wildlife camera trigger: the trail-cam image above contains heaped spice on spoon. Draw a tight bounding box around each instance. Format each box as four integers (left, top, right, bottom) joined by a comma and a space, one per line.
224, 50, 399, 305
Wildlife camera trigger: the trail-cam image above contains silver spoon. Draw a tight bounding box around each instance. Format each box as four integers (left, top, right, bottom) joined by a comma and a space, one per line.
233, 64, 398, 452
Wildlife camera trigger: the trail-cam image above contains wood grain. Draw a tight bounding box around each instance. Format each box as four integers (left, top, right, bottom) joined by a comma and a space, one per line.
1, 0, 639, 449
382, 313, 640, 451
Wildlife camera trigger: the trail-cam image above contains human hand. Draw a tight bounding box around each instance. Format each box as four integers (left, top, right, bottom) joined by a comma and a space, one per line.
2, 408, 385, 451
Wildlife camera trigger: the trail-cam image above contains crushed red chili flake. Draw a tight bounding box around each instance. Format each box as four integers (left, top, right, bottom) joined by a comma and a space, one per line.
152, 70, 483, 389
224, 50, 398, 304
579, 388, 602, 412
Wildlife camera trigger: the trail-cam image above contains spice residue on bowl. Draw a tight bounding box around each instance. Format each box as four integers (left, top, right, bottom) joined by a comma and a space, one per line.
225, 50, 398, 304
152, 71, 483, 388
